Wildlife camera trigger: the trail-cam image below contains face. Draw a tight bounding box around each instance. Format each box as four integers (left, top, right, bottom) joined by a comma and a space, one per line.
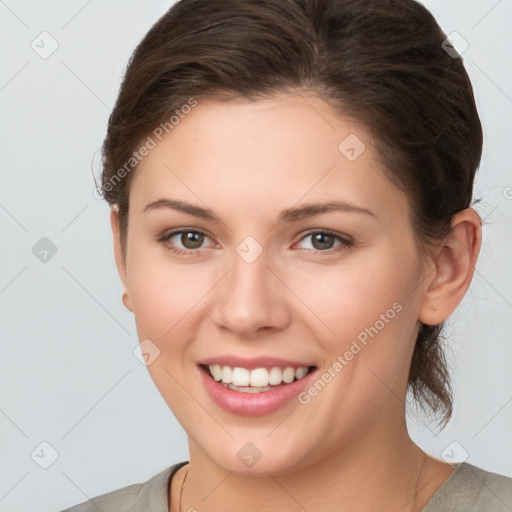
114, 93, 433, 475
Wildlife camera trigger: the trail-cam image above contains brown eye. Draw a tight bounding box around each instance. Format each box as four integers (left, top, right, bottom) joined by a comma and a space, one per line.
296, 230, 353, 253
178, 231, 205, 249
158, 229, 211, 255
311, 232, 336, 250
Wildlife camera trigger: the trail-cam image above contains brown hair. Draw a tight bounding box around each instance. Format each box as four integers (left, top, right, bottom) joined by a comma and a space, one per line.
100, 0, 483, 427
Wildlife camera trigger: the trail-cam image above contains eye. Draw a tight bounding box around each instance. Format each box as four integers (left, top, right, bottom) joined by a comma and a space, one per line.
158, 228, 214, 255
158, 228, 353, 256
295, 230, 353, 253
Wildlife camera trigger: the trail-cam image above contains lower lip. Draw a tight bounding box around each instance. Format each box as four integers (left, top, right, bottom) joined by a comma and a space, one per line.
199, 365, 317, 416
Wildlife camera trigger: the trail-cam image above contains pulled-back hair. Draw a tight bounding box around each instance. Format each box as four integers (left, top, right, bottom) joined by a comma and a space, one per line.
100, 0, 483, 427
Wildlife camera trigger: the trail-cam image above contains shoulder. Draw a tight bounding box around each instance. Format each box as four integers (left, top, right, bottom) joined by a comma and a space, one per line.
59, 482, 143, 512
58, 462, 187, 512
423, 462, 512, 511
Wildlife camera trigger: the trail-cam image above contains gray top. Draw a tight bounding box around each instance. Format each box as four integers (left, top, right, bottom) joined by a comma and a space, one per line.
59, 461, 512, 512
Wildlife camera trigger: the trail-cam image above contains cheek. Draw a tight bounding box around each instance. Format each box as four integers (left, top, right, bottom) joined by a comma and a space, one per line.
126, 245, 220, 349
126, 251, 213, 407
289, 255, 416, 338
287, 256, 421, 403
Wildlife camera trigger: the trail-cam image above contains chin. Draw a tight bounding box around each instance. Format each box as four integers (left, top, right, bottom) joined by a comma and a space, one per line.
194, 434, 320, 477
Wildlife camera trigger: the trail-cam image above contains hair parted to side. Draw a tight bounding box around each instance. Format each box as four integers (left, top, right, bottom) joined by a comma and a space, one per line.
101, 0, 483, 428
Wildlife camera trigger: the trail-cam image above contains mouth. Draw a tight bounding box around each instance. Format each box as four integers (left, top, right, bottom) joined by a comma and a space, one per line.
199, 364, 317, 394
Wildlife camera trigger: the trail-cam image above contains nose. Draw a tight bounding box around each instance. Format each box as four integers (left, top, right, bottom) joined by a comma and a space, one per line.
211, 249, 291, 339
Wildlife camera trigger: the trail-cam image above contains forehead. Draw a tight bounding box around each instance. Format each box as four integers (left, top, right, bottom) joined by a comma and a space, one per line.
130, 93, 409, 225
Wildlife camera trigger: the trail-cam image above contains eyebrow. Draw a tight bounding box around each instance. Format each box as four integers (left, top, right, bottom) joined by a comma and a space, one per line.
143, 198, 377, 223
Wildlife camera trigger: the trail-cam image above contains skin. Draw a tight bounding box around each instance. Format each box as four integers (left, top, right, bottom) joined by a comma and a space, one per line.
111, 92, 481, 512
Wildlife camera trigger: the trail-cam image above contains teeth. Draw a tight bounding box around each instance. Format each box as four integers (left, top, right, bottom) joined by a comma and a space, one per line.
282, 367, 295, 384
221, 365, 232, 384
222, 383, 273, 393
295, 366, 308, 379
207, 364, 311, 387
211, 364, 222, 381
232, 367, 250, 387
268, 367, 282, 385
250, 368, 268, 387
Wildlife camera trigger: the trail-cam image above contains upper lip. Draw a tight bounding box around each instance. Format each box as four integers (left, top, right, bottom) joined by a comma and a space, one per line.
198, 355, 315, 370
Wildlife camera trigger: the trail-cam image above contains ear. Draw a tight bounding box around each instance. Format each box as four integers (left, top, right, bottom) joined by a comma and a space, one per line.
110, 206, 133, 312
418, 208, 482, 325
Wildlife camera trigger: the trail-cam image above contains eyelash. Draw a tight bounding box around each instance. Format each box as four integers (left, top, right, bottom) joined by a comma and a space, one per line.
157, 228, 354, 256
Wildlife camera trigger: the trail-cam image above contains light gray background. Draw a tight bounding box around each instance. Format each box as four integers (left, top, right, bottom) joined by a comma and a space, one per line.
0, 1, 511, 511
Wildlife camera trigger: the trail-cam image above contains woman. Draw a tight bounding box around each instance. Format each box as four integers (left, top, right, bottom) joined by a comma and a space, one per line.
62, 0, 512, 510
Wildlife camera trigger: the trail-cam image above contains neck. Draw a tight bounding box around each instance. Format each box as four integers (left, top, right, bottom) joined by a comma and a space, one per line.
170, 424, 454, 512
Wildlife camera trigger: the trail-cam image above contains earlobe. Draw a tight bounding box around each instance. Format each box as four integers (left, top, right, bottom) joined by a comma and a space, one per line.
122, 292, 132, 311
110, 206, 133, 312
418, 208, 482, 326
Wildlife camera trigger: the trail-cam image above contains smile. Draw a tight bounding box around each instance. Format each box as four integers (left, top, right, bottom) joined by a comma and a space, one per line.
198, 361, 318, 416
205, 364, 312, 393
